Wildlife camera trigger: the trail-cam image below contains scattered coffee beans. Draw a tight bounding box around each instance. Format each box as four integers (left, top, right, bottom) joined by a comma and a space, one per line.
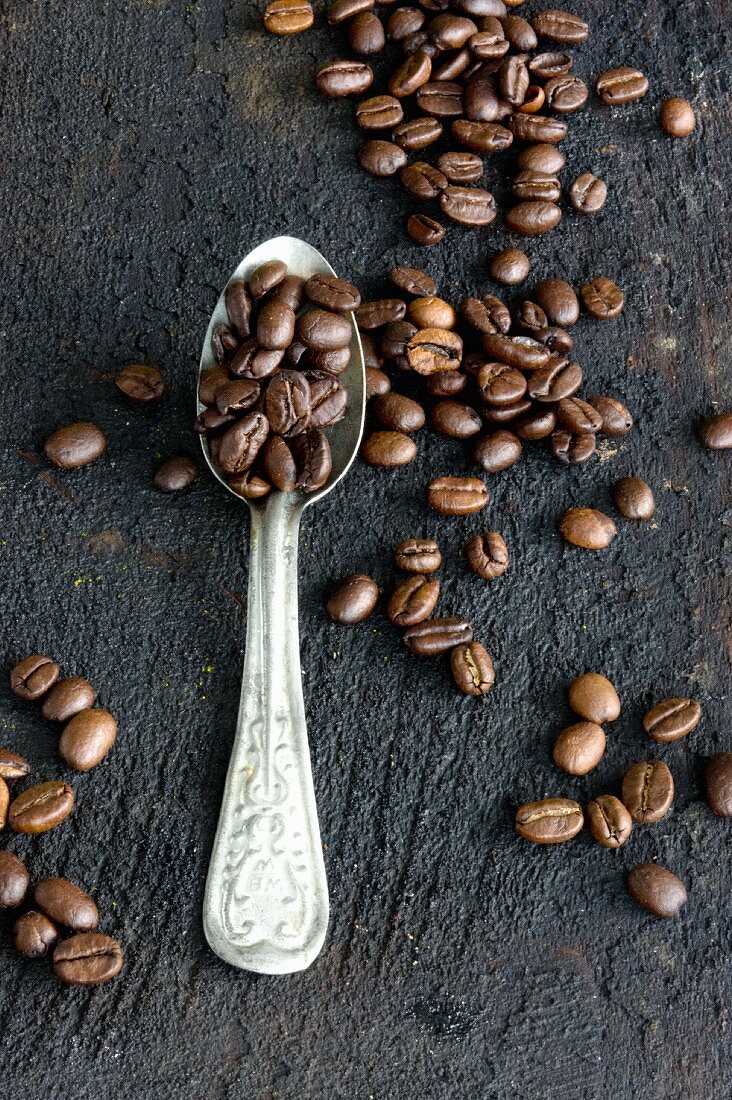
0, 850, 30, 908
35, 876, 100, 931
387, 575, 440, 627
552, 721, 606, 776
403, 616, 473, 656
515, 798, 583, 844
581, 277, 624, 319
59, 709, 118, 771
704, 753, 732, 817
489, 248, 530, 285
464, 531, 509, 579
586, 795, 632, 849
621, 759, 674, 824
326, 574, 379, 624
450, 641, 495, 696
626, 864, 686, 918
394, 537, 442, 574
263, 0, 314, 35
643, 697, 701, 743
41, 677, 97, 723
568, 672, 620, 723
44, 423, 108, 469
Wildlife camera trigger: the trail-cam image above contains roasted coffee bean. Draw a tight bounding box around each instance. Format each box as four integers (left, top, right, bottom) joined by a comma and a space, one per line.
500, 13, 537, 50
317, 60, 374, 97
462, 72, 501, 121
498, 55, 529, 106
11, 654, 60, 701
416, 80, 464, 118
464, 531, 508, 579
529, 50, 572, 79
439, 186, 497, 226
13, 910, 59, 958
387, 6, 425, 39
705, 753, 732, 817
489, 247, 530, 285
532, 278, 579, 328
249, 260, 287, 299
199, 366, 230, 406
388, 575, 440, 627
9, 780, 74, 834
477, 362, 527, 406
660, 97, 695, 138
431, 400, 482, 439
581, 277, 624, 319
508, 113, 566, 143
211, 322, 240, 364
569, 172, 607, 214
404, 617, 473, 656
535, 326, 573, 354
461, 295, 511, 335
427, 371, 467, 397
529, 360, 582, 402
304, 274, 360, 314
228, 471, 272, 500
356, 299, 407, 330
225, 281, 253, 339
298, 308, 352, 349
361, 430, 418, 466
438, 151, 483, 183
0, 777, 7, 829
53, 932, 124, 986
515, 798, 583, 844
516, 300, 548, 331
44, 423, 108, 469
552, 721, 606, 776
373, 393, 425, 433
115, 363, 165, 403
348, 10, 386, 53
513, 405, 556, 439
292, 429, 332, 491
326, 574, 379, 624
389, 48, 433, 97
622, 760, 674, 824
519, 84, 545, 113
215, 380, 260, 416
551, 429, 596, 465
388, 266, 437, 297
433, 47, 473, 81
407, 214, 445, 245
401, 31, 438, 57
473, 430, 522, 473
42, 678, 96, 723
596, 67, 648, 106
643, 697, 701, 743
559, 507, 616, 549
269, 274, 305, 311
195, 406, 235, 435
154, 456, 199, 493
0, 850, 30, 908
265, 370, 311, 437
59, 708, 118, 771
312, 346, 352, 375
586, 795, 633, 849
263, 0, 313, 34
483, 399, 533, 424
0, 749, 30, 780
518, 146, 564, 176
512, 170, 560, 203
627, 864, 686, 919
381, 320, 418, 362
400, 161, 448, 199
216, 413, 269, 474
262, 436, 297, 491
590, 395, 633, 436
505, 200, 561, 235
450, 641, 495, 696
408, 296, 456, 329
533, 9, 587, 43
407, 328, 463, 373
230, 340, 284, 380
428, 475, 488, 514
483, 334, 550, 370
568, 672, 620, 723
451, 119, 513, 152
35, 876, 99, 931
697, 412, 732, 450
356, 94, 404, 132
393, 116, 443, 150
394, 538, 442, 574
557, 397, 603, 435
305, 372, 348, 429
428, 13, 478, 48
613, 476, 655, 520
365, 366, 391, 401
359, 139, 407, 176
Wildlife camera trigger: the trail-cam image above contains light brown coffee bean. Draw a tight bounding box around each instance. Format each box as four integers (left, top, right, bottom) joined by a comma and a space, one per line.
35, 876, 100, 931
559, 508, 617, 550
9, 780, 75, 834
626, 864, 686, 918
394, 538, 441, 573
407, 296, 456, 329
613, 476, 655, 519
489, 247, 530, 285
10, 654, 61, 701
552, 721, 606, 776
361, 431, 418, 467
586, 795, 632, 849
697, 412, 732, 450
450, 641, 495, 696
581, 277, 624, 319
41, 678, 97, 723
326, 574, 379, 624
427, 476, 489, 515
659, 97, 695, 138
621, 760, 674, 824
53, 932, 124, 986
317, 60, 374, 97
505, 200, 561, 235
0, 777, 8, 829
406, 328, 463, 374
13, 910, 59, 958
263, 0, 314, 34
464, 531, 508, 579
568, 672, 621, 723
643, 697, 701, 743
515, 798, 583, 844
431, 400, 482, 439
59, 709, 118, 771
0, 749, 30, 779
596, 67, 649, 105
569, 172, 607, 214
387, 575, 440, 627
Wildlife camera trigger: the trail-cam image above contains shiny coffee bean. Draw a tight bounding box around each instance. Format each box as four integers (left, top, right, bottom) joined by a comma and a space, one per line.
35, 876, 100, 931
404, 617, 473, 656
462, 71, 501, 120
596, 67, 648, 105
484, 398, 533, 424
225, 280, 253, 339
440, 186, 497, 226
388, 266, 438, 298
627, 864, 686, 919
262, 436, 297, 491
428, 475, 488, 514
217, 413, 270, 474
394, 538, 441, 573
705, 753, 732, 817
552, 721, 606, 776
528, 359, 581, 402
356, 94, 404, 132
198, 366, 230, 406
388, 575, 440, 627
389, 48, 433, 98
291, 429, 332, 492
53, 932, 124, 985
228, 471, 271, 500
550, 429, 596, 465
0, 850, 30, 908
373, 392, 425, 433
361, 430, 418, 466
613, 476, 655, 519
545, 73, 588, 112
0, 748, 30, 779
431, 400, 482, 439
590, 395, 633, 436
195, 406, 235, 435
515, 798, 583, 844
115, 363, 165, 403
451, 119, 513, 152
433, 47, 473, 81
532, 8, 587, 42
569, 172, 607, 214
59, 708, 118, 771
416, 80, 464, 117
359, 139, 407, 176
533, 278, 579, 328
317, 60, 374, 97
9, 780, 75, 834
44, 423, 108, 469
386, 6, 425, 40
348, 10, 385, 53
586, 795, 632, 849
659, 97, 695, 137
643, 697, 701, 743
535, 326, 573, 354
568, 672, 620, 723
326, 574, 379, 624
473, 430, 522, 473
516, 299, 548, 331
356, 299, 407, 329
461, 295, 511, 335
622, 759, 674, 824
557, 396, 603, 434
304, 274, 360, 313
581, 277, 624, 319
393, 116, 443, 150
697, 412, 732, 450
229, 340, 283, 380
559, 507, 616, 549
407, 214, 445, 245
505, 200, 561, 235
249, 260, 287, 299
365, 366, 390, 400
464, 531, 508, 579
508, 113, 567, 143
513, 405, 556, 440
408, 296, 456, 329
450, 641, 495, 696
265, 370, 312, 437
477, 362, 527, 406
407, 328, 463, 373
211, 322, 240, 364
11, 654, 60, 701
41, 678, 96, 723
263, 0, 313, 34
516, 143, 564, 172
512, 170, 560, 203
483, 334, 550, 370
381, 320, 417, 360
14, 910, 59, 958
401, 161, 448, 199
305, 372, 348, 429
489, 247, 530, 285
438, 151, 483, 183
530, 50, 572, 79
298, 309, 352, 349
498, 54, 529, 105
154, 456, 199, 492
500, 13, 537, 50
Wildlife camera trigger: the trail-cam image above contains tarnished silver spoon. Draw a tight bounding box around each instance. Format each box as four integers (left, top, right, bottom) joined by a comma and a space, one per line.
200, 236, 365, 973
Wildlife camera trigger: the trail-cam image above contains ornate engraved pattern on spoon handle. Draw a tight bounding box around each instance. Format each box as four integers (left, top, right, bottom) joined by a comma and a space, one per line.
203, 495, 329, 973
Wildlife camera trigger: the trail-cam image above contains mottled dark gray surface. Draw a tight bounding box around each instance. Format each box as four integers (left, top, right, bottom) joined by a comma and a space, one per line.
0, 0, 730, 1097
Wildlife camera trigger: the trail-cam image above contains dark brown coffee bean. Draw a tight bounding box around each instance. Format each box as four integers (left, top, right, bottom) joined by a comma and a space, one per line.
513, 405, 556, 440
596, 67, 648, 106
388, 575, 440, 627
499, 13, 537, 50
228, 471, 272, 500
154, 456, 199, 492
552, 721, 605, 776
381, 320, 418, 362
9, 780, 75, 834
460, 295, 511, 335
437, 151, 482, 184
407, 296, 456, 329
498, 55, 529, 106
312, 346, 352, 375
355, 94, 403, 133
581, 277, 624, 319
532, 9, 587, 44
505, 200, 561, 235
195, 406, 235, 435
451, 119, 513, 152
373, 392, 425, 433
263, 0, 313, 33
529, 50, 572, 79
404, 617, 473, 656
361, 430, 418, 466
224, 281, 253, 339
215, 380, 260, 416
365, 366, 391, 401
393, 116, 443, 150
477, 362, 527, 406
533, 278, 579, 327
483, 334, 550, 370
356, 299, 407, 330
261, 433, 296, 490
292, 429, 332, 492
440, 185, 497, 226
389, 48, 432, 97
508, 113, 567, 143
199, 366, 230, 406
14, 910, 59, 958
622, 760, 674, 824
515, 798, 583, 844
0, 850, 30, 908
230, 340, 284, 380
305, 372, 348, 429
559, 507, 616, 549
211, 322, 240, 364
627, 864, 686, 919
407, 328, 463, 374
298, 308, 352, 349
450, 641, 495, 696
416, 80, 464, 117
400, 161, 449, 199
54, 932, 124, 985
433, 46, 473, 81
586, 795, 632, 849
44, 423, 108, 469
535, 326, 573, 354
115, 363, 165, 403
516, 143, 565, 173
589, 395, 633, 436
216, 413, 269, 474
304, 274, 360, 314
0, 749, 30, 780
269, 273, 305, 310
348, 10, 385, 53
326, 574, 379, 624
388, 266, 437, 297
429, 374, 466, 403
697, 412, 732, 450
328, 0, 373, 22
568, 672, 620, 723
528, 359, 582, 402
643, 697, 701, 743
462, 72, 501, 121
249, 260, 287, 299
359, 139, 407, 176
512, 170, 560, 202
59, 708, 118, 771
464, 531, 508, 579
35, 876, 99, 931
265, 370, 311, 437
473, 430, 522, 473
394, 538, 441, 573
41, 678, 96, 723
489, 247, 530, 285
428, 13, 478, 48
569, 172, 607, 214
659, 97, 695, 138
557, 396, 603, 434
407, 214, 445, 245
11, 654, 60, 701
428, 475, 488, 515
317, 60, 374, 97
705, 753, 732, 817
516, 300, 548, 331
387, 6, 425, 39
431, 400, 482, 439
613, 476, 655, 520
550, 429, 595, 465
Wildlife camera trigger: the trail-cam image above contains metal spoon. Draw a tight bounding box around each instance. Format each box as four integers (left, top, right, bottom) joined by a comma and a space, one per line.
200, 236, 365, 973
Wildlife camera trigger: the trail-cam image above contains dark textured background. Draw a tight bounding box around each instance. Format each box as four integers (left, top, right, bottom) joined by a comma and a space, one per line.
0, 0, 730, 1097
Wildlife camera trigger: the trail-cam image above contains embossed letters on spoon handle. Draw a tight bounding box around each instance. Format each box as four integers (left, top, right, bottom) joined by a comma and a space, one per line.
203, 493, 329, 973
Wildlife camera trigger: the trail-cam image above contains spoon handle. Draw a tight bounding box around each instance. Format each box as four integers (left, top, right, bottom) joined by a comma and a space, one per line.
203, 493, 329, 973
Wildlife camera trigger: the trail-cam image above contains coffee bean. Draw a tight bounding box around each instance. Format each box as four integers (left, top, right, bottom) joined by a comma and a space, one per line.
387, 6, 425, 39
489, 248, 530, 285
373, 393, 425, 433
115, 363, 165, 403
552, 721, 606, 776
513, 405, 556, 440
394, 538, 442, 574
400, 161, 448, 199
291, 429, 332, 492
517, 143, 565, 173
568, 672, 620, 723
195, 406, 235, 435
404, 617, 473, 656
559, 507, 617, 550
304, 274, 361, 314
429, 13, 478, 49
519, 84, 545, 113
261, 436, 296, 491
305, 372, 348, 429
515, 797, 583, 844
365, 367, 390, 402
298, 308, 352, 349
473, 430, 522, 473
505, 200, 561, 235
461, 295, 511, 335
528, 360, 582, 402
508, 113, 567, 143
613, 476, 654, 519
407, 214, 445, 245
361, 430, 418, 467
265, 370, 312, 437
697, 412, 732, 450
550, 428, 596, 465
380, 320, 417, 363
705, 753, 732, 817
355, 95, 403, 134
0, 850, 30, 908
59, 708, 118, 771
483, 334, 550, 370
500, 13, 537, 50
462, 71, 501, 120
35, 876, 100, 931
41, 677, 97, 723
393, 116, 443, 150
388, 266, 438, 298
512, 170, 561, 203
348, 10, 386, 53
9, 780, 74, 834
581, 277, 624, 319
627, 864, 686, 919
216, 413, 270, 474
44, 423, 108, 469
590, 395, 633, 436
477, 362, 527, 406
263, 0, 313, 34
569, 172, 607, 214
437, 151, 483, 184
483, 399, 533, 424
249, 260, 287, 299
596, 67, 648, 105
11, 654, 60, 701
388, 575, 440, 627
211, 322, 240, 364
428, 475, 488, 514
433, 47, 473, 82
389, 48, 433, 97
152, 455, 199, 495
535, 326, 573, 354
317, 60, 374, 97
464, 531, 508, 579
529, 50, 572, 79
643, 697, 701, 743
451, 119, 513, 152
359, 139, 408, 176
228, 471, 272, 500
0, 777, 7, 829
199, 366, 230, 406
450, 641, 495, 696
621, 760, 674, 824
407, 296, 456, 329
224, 280, 253, 339
516, 300, 548, 332
532, 278, 579, 328
533, 8, 587, 42
416, 80, 464, 117
407, 328, 463, 374
430, 400, 481, 439
326, 574, 379, 624
0, 748, 30, 779
14, 910, 59, 958
498, 55, 529, 106
659, 97, 695, 138
356, 299, 407, 330
53, 932, 124, 986
586, 795, 632, 849
557, 396, 603, 434
440, 185, 498, 226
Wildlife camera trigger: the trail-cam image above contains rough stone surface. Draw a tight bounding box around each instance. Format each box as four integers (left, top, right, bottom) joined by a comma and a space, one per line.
0, 1, 730, 1098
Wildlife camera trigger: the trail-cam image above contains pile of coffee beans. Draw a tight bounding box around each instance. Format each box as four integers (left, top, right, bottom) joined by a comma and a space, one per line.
196, 261, 358, 498
0, 852, 123, 985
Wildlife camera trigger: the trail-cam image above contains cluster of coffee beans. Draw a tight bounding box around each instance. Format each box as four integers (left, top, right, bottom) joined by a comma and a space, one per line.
557, 475, 655, 550
0, 851, 123, 985
196, 261, 358, 497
